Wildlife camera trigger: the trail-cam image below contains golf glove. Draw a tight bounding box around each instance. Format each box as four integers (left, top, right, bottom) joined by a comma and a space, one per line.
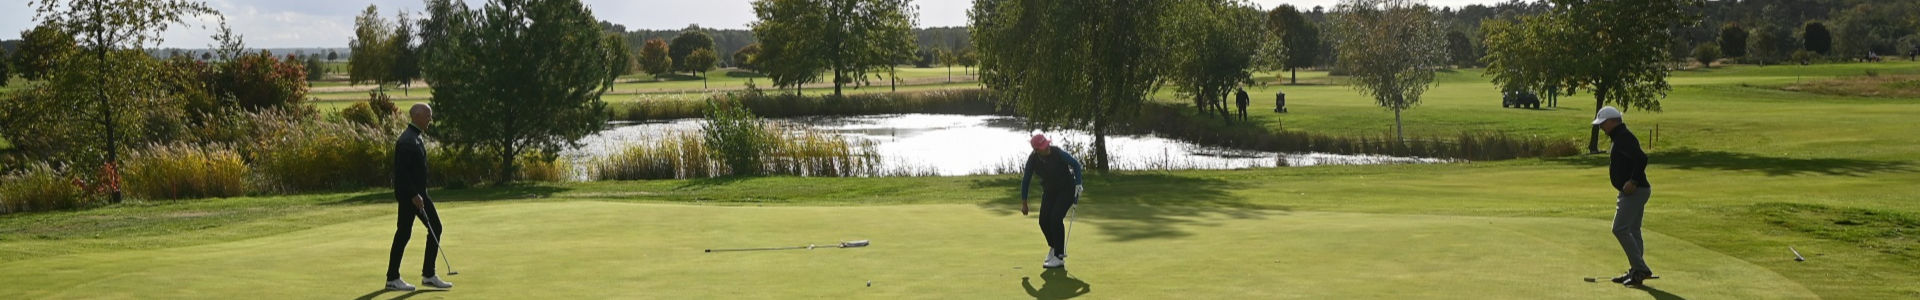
1075, 185, 1083, 199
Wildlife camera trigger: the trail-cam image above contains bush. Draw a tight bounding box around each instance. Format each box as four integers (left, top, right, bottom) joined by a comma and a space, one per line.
249, 112, 394, 193
341, 102, 378, 128
428, 146, 496, 189
1693, 44, 1722, 68
0, 163, 91, 214
123, 142, 248, 200
703, 98, 771, 176
215, 51, 311, 111
1791, 50, 1819, 65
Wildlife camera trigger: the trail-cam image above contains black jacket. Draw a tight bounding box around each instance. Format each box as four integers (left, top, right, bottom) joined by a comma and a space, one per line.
1608, 124, 1651, 192
393, 125, 431, 202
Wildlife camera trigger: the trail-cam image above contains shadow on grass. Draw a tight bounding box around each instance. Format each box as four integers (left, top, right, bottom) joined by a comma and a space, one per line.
1549, 148, 1913, 177
972, 173, 1282, 242
353, 289, 447, 300
332, 185, 572, 205
1631, 285, 1687, 300
1021, 268, 1090, 299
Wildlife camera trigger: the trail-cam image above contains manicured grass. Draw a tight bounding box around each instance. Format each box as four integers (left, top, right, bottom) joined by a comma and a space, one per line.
3, 62, 1917, 299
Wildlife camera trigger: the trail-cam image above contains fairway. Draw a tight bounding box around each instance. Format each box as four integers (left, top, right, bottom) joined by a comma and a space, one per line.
0, 202, 1814, 299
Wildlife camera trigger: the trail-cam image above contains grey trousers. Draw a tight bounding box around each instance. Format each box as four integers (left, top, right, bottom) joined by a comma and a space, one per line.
1612, 187, 1652, 273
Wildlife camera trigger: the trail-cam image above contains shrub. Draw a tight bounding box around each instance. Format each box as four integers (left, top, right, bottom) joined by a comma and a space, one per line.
123, 142, 248, 200
1693, 44, 1722, 68
0, 163, 91, 214
215, 51, 311, 111
249, 113, 394, 193
341, 101, 378, 128
703, 98, 771, 176
1791, 50, 1819, 65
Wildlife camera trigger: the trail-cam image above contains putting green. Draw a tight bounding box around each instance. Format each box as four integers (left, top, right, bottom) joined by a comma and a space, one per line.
0, 201, 1814, 299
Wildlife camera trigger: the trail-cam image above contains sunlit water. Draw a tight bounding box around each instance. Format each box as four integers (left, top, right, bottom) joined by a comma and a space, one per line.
563, 114, 1452, 177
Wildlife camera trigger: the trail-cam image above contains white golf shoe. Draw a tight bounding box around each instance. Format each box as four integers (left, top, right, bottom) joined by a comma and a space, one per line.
422, 276, 454, 289
1043, 252, 1065, 268
385, 279, 417, 291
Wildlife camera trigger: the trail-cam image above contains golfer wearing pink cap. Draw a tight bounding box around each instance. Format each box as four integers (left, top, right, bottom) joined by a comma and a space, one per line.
1019, 133, 1084, 268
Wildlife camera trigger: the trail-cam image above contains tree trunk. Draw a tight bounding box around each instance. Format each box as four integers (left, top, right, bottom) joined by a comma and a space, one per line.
833, 68, 844, 97
1589, 89, 1606, 153
1393, 106, 1405, 146
496, 144, 517, 186
1093, 115, 1110, 171
1290, 68, 1298, 84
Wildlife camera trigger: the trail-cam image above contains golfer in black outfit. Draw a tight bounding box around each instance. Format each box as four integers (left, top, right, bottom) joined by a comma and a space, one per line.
1020, 134, 1084, 268
386, 104, 452, 291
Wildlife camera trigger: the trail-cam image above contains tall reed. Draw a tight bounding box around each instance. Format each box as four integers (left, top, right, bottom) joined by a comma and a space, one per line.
123, 142, 249, 200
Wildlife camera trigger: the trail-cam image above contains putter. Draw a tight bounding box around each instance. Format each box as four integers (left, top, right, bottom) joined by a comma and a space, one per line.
706, 240, 871, 253
415, 209, 458, 276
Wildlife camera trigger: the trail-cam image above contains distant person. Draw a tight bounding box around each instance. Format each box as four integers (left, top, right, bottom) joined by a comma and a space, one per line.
1235, 88, 1251, 121
1020, 134, 1084, 268
1593, 106, 1654, 286
386, 103, 453, 291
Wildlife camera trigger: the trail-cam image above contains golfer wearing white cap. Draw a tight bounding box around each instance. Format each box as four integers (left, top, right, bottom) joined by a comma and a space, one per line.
1594, 106, 1654, 286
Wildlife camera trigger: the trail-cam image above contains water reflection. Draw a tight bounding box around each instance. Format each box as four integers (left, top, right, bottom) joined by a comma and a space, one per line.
564, 114, 1451, 177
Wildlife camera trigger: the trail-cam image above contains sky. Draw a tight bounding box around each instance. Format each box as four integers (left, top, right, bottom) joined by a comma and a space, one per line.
2, 0, 1501, 49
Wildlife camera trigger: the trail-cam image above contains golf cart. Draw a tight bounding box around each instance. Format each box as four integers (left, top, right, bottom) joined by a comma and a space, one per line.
1502, 90, 1540, 109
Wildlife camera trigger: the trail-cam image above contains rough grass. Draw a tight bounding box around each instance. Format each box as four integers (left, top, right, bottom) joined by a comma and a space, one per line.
1779, 74, 1920, 98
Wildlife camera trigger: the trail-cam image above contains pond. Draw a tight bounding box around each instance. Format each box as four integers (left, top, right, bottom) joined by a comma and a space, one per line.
563, 114, 1452, 177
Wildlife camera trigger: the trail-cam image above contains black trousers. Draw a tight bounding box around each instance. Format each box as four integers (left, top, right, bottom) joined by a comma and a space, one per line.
387, 198, 442, 280
1038, 190, 1076, 257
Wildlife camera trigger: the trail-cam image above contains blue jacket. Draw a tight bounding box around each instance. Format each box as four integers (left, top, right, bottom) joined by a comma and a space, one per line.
1020, 146, 1084, 201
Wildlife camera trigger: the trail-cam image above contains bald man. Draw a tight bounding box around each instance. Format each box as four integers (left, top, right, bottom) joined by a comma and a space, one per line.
386, 104, 453, 291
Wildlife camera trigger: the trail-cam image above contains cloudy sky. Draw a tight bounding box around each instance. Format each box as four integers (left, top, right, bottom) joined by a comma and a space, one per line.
2, 0, 1499, 49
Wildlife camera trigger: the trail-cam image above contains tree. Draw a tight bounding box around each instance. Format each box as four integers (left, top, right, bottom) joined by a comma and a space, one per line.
1265, 5, 1322, 84
1718, 23, 1746, 58
686, 48, 718, 88
1331, 0, 1446, 144
1693, 43, 1720, 67
388, 10, 420, 92
1802, 21, 1830, 55
12, 24, 77, 81
750, 0, 918, 97
1552, 0, 1701, 152
350, 5, 393, 86
732, 43, 762, 71
1445, 31, 1476, 67
936, 48, 954, 82
669, 27, 714, 74
216, 50, 311, 111
1483, 15, 1578, 108
200, 52, 211, 61
327, 50, 339, 61
605, 33, 635, 77
1749, 25, 1787, 65
973, 0, 1175, 170
304, 54, 326, 81
28, 0, 218, 203
958, 49, 977, 74
0, 49, 10, 87
638, 38, 673, 77
750, 0, 826, 93
419, 0, 618, 185
1169, 0, 1262, 123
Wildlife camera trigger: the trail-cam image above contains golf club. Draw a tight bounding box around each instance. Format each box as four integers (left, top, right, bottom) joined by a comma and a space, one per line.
414, 209, 458, 276
706, 240, 871, 253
